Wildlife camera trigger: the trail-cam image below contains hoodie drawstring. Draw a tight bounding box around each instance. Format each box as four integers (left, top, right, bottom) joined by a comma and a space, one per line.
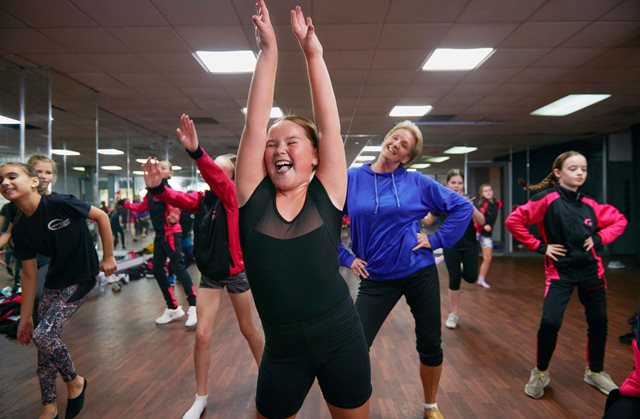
373, 172, 400, 214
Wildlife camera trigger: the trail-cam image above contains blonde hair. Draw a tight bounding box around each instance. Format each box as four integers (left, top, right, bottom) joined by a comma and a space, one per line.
217, 153, 237, 180
270, 115, 319, 149
519, 150, 585, 192
385, 120, 424, 165
27, 154, 57, 182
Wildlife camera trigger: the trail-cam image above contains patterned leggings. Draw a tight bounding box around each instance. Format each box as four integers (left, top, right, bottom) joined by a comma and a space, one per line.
33, 284, 90, 404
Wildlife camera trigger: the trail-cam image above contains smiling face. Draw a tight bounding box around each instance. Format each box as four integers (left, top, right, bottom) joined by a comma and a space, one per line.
554, 154, 587, 191
379, 128, 416, 166
0, 163, 40, 202
31, 160, 55, 193
264, 119, 318, 191
446, 175, 465, 195
481, 185, 494, 200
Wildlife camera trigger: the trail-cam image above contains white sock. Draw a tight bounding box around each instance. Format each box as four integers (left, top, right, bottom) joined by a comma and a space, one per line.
424, 402, 438, 410
478, 275, 485, 282
183, 394, 208, 419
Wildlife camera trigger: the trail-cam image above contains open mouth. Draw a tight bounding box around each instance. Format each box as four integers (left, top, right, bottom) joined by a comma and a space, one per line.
275, 160, 293, 173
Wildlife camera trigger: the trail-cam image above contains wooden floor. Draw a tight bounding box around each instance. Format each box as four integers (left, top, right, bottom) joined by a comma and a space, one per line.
1, 249, 639, 419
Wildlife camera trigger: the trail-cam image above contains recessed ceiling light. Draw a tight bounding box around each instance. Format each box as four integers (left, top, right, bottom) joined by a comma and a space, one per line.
422, 48, 494, 71
407, 168, 417, 172
0, 115, 20, 124
410, 163, 431, 169
194, 50, 256, 73
424, 156, 450, 163
389, 105, 433, 117
362, 146, 382, 152
52, 149, 80, 156
444, 146, 478, 154
136, 158, 148, 164
132, 170, 144, 175
241, 107, 284, 119
72, 166, 85, 172
530, 94, 611, 116
350, 162, 364, 168
171, 166, 182, 171
98, 148, 124, 155
101, 165, 122, 170
355, 155, 376, 162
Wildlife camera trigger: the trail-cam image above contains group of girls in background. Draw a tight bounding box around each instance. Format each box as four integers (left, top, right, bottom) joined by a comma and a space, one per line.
0, 1, 631, 418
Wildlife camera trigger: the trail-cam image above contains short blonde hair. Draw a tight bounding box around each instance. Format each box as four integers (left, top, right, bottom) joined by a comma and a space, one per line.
385, 120, 423, 165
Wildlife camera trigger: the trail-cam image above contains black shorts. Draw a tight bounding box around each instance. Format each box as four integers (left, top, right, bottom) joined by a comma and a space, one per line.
199, 271, 250, 294
256, 296, 371, 418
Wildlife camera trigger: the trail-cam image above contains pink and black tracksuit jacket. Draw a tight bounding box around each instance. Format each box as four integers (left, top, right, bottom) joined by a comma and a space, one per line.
505, 186, 626, 290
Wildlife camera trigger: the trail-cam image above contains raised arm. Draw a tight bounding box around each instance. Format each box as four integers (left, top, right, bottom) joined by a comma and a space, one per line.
236, 0, 278, 206
177, 114, 237, 211
291, 5, 346, 208
144, 159, 202, 213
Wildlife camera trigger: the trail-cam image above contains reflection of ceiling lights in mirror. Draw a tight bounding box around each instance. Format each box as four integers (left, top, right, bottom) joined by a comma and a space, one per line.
0, 115, 20, 124
101, 166, 122, 170
422, 48, 494, 71
132, 170, 144, 175
172, 166, 182, 170
72, 167, 85, 172
410, 163, 431, 169
389, 105, 432, 117
241, 107, 283, 119
444, 146, 478, 154
98, 149, 124, 155
52, 149, 80, 156
350, 162, 363, 168
355, 155, 376, 162
136, 158, 147, 164
362, 146, 382, 152
531, 94, 611, 116
194, 50, 256, 73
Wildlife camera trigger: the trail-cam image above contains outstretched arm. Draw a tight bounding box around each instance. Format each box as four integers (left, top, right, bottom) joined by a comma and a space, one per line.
291, 5, 346, 209
236, 0, 278, 206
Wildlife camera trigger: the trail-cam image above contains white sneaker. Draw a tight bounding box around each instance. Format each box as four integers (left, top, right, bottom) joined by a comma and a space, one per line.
183, 394, 208, 419
477, 278, 491, 289
584, 367, 618, 395
185, 306, 197, 328
445, 312, 460, 329
525, 367, 550, 399
155, 306, 185, 325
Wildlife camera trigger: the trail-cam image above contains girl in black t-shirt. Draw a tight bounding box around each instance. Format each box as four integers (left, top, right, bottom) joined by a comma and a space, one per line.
0, 162, 116, 419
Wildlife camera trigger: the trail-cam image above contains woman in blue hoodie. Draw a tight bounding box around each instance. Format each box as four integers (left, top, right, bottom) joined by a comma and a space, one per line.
339, 120, 473, 419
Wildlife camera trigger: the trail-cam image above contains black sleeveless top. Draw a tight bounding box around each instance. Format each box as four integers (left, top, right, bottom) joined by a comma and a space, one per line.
240, 176, 349, 325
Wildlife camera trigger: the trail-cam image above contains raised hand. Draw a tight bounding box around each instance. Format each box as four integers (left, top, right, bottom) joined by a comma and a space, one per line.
253, 0, 276, 51
176, 114, 199, 152
143, 157, 163, 188
290, 5, 322, 56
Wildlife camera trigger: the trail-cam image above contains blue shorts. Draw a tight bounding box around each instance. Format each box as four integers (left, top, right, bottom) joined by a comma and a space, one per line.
256, 296, 371, 417
199, 271, 250, 294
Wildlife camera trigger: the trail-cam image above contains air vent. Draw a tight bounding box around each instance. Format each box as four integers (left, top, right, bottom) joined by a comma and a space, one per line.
190, 117, 218, 124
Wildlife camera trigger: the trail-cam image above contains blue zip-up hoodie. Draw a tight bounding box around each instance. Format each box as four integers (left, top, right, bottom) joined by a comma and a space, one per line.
339, 164, 473, 280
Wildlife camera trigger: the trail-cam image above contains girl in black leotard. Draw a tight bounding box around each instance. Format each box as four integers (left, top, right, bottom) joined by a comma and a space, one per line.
236, 2, 371, 418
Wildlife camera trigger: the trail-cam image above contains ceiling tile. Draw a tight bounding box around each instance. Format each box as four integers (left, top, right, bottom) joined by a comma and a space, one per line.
531, 48, 605, 68
440, 23, 519, 48
530, 0, 625, 21
601, 0, 640, 20
40, 28, 129, 54
387, 0, 468, 23
23, 53, 97, 72
141, 53, 205, 73
480, 48, 551, 68
370, 50, 427, 70
153, 0, 240, 26
562, 22, 640, 48
457, 0, 546, 22
72, 0, 167, 26
176, 26, 252, 50
500, 22, 589, 48
318, 24, 381, 50
84, 54, 154, 72
314, 0, 389, 24
109, 27, 187, 53
377, 23, 450, 50
0, 28, 68, 54
0, 0, 94, 28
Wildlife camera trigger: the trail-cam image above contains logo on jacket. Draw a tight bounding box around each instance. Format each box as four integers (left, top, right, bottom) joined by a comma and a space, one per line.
211, 210, 218, 221
48, 218, 71, 231
584, 218, 593, 227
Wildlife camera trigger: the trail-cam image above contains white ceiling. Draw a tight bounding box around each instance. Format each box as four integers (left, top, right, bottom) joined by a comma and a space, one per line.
0, 0, 639, 173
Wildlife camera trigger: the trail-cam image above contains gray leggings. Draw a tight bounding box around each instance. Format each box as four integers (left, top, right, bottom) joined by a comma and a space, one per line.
33, 282, 92, 404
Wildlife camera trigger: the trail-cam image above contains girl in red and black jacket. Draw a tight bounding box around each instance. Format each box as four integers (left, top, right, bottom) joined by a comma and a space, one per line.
144, 114, 263, 419
475, 183, 502, 288
120, 161, 197, 327
505, 150, 627, 400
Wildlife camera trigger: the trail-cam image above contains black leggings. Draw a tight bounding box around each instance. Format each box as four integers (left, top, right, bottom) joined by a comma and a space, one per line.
152, 234, 196, 309
355, 265, 443, 366
443, 245, 479, 290
536, 268, 607, 371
